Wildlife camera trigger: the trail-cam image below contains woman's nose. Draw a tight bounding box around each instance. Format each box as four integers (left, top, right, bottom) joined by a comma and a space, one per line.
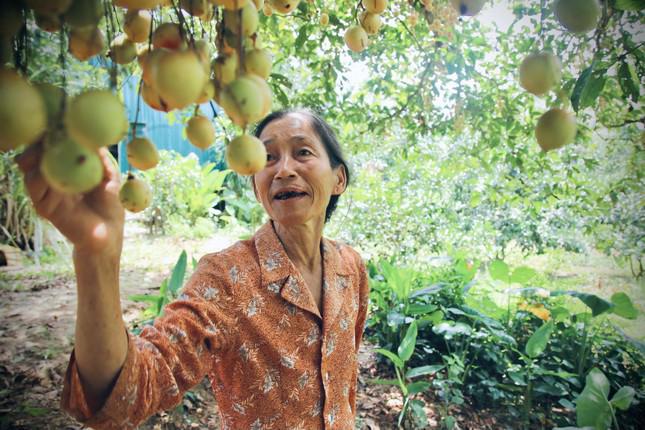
275, 155, 297, 178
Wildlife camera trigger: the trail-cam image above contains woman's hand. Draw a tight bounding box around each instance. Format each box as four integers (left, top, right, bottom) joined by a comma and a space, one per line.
15, 140, 125, 257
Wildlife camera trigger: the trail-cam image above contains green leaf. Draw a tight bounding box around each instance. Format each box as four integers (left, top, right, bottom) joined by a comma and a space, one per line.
611, 292, 638, 319
407, 381, 431, 394
614, 0, 645, 11
550, 291, 613, 317
525, 320, 554, 358
406, 364, 445, 379
407, 303, 438, 315
376, 348, 404, 368
571, 66, 593, 113
398, 320, 418, 362
510, 266, 537, 284
128, 294, 162, 304
294, 25, 310, 51
489, 260, 510, 282
368, 378, 400, 386
617, 61, 640, 103
610, 386, 635, 411
433, 321, 472, 339
576, 368, 612, 429
580, 72, 607, 110
168, 251, 187, 295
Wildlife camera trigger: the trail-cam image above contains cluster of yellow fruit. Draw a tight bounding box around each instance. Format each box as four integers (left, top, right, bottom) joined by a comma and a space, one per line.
518, 0, 601, 152
344, 0, 388, 53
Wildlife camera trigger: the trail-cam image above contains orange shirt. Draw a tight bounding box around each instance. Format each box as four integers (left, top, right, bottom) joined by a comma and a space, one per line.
61, 221, 370, 429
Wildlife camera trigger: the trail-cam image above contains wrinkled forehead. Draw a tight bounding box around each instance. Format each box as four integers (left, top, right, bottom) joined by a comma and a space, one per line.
259, 112, 319, 144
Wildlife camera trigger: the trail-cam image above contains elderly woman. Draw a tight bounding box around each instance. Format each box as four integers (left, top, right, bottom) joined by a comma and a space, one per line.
16, 108, 370, 429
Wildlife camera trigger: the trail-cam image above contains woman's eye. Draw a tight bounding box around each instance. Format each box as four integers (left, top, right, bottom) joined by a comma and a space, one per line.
266, 153, 275, 161
298, 149, 312, 156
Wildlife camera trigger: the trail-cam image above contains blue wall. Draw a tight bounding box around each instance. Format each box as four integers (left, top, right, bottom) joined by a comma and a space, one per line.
117, 74, 224, 173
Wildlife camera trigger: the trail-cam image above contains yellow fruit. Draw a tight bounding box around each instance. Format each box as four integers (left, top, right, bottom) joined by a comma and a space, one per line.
320, 12, 329, 27
35, 13, 62, 33
34, 82, 65, 126
0, 69, 47, 152
40, 134, 103, 194
262, 3, 273, 15
127, 136, 159, 170
361, 0, 387, 14
113, 0, 163, 8
141, 81, 170, 111
25, 0, 72, 15
244, 48, 272, 79
0, 1, 24, 39
360, 11, 382, 35
110, 34, 137, 65
194, 39, 211, 73
119, 174, 152, 213
68, 26, 105, 61
63, 0, 104, 29
226, 134, 266, 175
245, 74, 272, 117
554, 0, 601, 33
152, 22, 186, 50
344, 25, 368, 53
450, 0, 486, 16
186, 115, 216, 149
269, 0, 300, 14
211, 0, 249, 10
180, 0, 209, 16
224, 2, 259, 36
519, 52, 562, 96
252, 0, 264, 9
195, 80, 216, 104
213, 52, 239, 86
535, 108, 577, 151
407, 11, 418, 26
138, 47, 165, 86
124, 9, 152, 43
152, 49, 208, 109
219, 75, 266, 127
64, 90, 128, 149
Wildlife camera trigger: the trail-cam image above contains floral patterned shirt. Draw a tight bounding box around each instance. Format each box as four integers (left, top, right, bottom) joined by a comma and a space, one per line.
60, 221, 370, 429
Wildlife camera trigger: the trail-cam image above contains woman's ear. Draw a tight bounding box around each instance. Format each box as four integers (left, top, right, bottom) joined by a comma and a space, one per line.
332, 164, 347, 196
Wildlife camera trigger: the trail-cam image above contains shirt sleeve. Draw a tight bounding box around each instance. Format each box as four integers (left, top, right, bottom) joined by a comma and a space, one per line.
60, 254, 236, 430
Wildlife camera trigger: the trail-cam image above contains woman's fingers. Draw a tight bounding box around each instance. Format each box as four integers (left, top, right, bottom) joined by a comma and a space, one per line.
14, 141, 43, 174
23, 168, 49, 204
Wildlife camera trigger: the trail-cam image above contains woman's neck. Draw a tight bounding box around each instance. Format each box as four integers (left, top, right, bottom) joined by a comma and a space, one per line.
273, 219, 324, 272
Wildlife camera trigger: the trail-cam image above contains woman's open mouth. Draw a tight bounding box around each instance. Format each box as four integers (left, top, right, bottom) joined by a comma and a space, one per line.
274, 191, 308, 201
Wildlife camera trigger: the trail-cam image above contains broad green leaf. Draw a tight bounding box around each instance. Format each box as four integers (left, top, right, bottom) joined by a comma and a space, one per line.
610, 386, 635, 411
553, 427, 594, 430
407, 303, 438, 315
128, 294, 162, 304
376, 348, 404, 368
525, 320, 554, 358
368, 378, 400, 386
571, 65, 593, 113
576, 368, 612, 429
550, 291, 613, 317
407, 381, 431, 394
618, 61, 640, 103
579, 72, 607, 110
489, 260, 509, 282
610, 292, 638, 319
168, 251, 187, 295
433, 321, 472, 340
510, 266, 537, 284
406, 364, 445, 379
398, 320, 418, 362
615, 0, 645, 11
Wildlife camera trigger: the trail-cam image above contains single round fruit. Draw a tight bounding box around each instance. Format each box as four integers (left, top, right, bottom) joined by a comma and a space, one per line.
64, 90, 128, 149
141, 81, 170, 111
40, 134, 103, 194
25, 0, 72, 15
68, 26, 105, 61
344, 25, 368, 53
361, 0, 387, 14
554, 0, 601, 34
219, 75, 266, 127
63, 0, 104, 29
139, 47, 165, 87
269, 0, 300, 14
127, 136, 159, 170
519, 52, 562, 96
245, 74, 272, 117
124, 9, 152, 43
152, 49, 208, 109
226, 134, 266, 175
110, 34, 137, 65
119, 174, 152, 213
152, 22, 186, 50
186, 115, 215, 149
360, 11, 382, 35
224, 2, 259, 36
407, 11, 418, 26
0, 69, 47, 152
450, 0, 486, 16
34, 82, 65, 126
212, 0, 249, 10
320, 12, 329, 26
35, 13, 62, 33
535, 108, 577, 151
213, 52, 239, 86
244, 48, 272, 79
180, 0, 209, 16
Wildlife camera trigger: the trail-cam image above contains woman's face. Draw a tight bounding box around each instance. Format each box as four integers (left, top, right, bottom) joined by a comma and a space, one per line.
253, 113, 346, 227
